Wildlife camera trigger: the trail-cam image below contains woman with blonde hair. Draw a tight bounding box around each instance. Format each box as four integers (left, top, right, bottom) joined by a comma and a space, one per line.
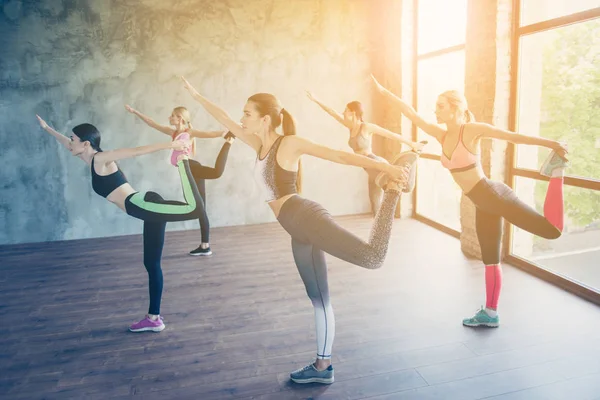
372, 74, 569, 328
125, 104, 236, 256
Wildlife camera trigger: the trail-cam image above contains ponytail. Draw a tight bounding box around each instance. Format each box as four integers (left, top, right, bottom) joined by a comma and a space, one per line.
187, 120, 197, 156
281, 108, 302, 194
465, 109, 475, 123
72, 123, 102, 152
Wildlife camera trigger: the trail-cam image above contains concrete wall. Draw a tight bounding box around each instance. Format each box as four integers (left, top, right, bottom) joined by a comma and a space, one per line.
0, 0, 396, 245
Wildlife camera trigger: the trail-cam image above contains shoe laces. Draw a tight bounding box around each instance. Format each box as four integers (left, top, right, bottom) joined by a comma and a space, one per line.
292, 364, 314, 374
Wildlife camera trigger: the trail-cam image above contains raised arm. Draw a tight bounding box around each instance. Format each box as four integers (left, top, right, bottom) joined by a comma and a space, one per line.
288, 136, 407, 181
472, 122, 568, 159
94, 140, 187, 165
306, 91, 352, 129
36, 115, 71, 149
188, 129, 228, 139
371, 74, 445, 141
181, 76, 260, 150
364, 122, 427, 153
124, 105, 173, 136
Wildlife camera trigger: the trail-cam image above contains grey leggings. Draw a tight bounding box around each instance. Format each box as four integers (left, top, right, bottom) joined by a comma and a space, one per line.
277, 190, 400, 359
365, 153, 386, 215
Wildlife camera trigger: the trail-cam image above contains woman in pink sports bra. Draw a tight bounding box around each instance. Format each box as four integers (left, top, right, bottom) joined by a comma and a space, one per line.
372, 74, 569, 328
125, 104, 236, 256
306, 91, 426, 215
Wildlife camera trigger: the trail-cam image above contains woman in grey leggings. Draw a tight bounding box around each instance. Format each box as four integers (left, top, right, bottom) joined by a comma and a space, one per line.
306, 91, 427, 214
181, 76, 417, 385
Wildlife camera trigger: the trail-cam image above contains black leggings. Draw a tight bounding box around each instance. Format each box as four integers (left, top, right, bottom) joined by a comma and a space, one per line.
188, 141, 232, 243
124, 160, 203, 222
143, 218, 166, 315
467, 178, 561, 265
137, 190, 198, 315
124, 159, 205, 316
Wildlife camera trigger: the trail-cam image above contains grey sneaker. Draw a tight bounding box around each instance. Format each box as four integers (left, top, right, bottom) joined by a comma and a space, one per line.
290, 364, 334, 384
375, 151, 419, 192
540, 150, 568, 177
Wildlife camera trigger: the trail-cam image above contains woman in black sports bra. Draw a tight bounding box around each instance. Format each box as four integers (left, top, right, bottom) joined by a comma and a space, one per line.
36, 115, 203, 333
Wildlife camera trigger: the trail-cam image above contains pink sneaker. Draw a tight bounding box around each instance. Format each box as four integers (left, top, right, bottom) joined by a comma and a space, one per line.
129, 316, 165, 332
170, 132, 191, 166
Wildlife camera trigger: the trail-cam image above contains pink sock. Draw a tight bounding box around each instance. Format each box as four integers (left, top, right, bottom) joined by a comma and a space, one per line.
485, 264, 502, 310
544, 177, 564, 231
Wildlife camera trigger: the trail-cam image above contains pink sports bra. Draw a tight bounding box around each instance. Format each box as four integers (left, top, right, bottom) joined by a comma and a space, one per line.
171, 130, 191, 166
440, 125, 479, 172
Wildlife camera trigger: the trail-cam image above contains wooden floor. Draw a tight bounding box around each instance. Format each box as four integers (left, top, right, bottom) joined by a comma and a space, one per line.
1, 216, 600, 400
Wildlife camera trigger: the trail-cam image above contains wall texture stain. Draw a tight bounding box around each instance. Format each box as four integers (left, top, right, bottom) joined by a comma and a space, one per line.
1, 0, 384, 245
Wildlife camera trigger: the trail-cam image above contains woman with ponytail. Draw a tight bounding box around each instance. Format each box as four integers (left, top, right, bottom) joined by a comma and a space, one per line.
35, 115, 204, 333
306, 91, 427, 215
125, 104, 236, 256
181, 76, 415, 384
371, 75, 569, 328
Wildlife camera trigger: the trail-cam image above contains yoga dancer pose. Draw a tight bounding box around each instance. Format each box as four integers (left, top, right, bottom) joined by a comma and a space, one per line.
371, 75, 569, 328
125, 104, 236, 256
36, 115, 203, 333
181, 76, 416, 384
306, 91, 427, 214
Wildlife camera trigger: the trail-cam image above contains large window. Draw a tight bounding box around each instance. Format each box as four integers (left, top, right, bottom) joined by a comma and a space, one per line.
511, 179, 600, 290
520, 0, 599, 26
413, 0, 467, 234
508, 4, 600, 296
417, 0, 467, 54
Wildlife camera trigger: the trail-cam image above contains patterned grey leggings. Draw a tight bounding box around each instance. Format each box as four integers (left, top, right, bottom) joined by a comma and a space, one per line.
276, 190, 400, 359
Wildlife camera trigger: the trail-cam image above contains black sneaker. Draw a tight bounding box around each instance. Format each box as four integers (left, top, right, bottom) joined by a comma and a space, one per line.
189, 246, 212, 256
224, 131, 236, 141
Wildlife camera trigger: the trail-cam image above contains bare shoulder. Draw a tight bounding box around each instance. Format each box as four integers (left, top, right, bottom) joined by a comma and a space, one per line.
92, 152, 118, 173
463, 122, 489, 139
280, 134, 306, 147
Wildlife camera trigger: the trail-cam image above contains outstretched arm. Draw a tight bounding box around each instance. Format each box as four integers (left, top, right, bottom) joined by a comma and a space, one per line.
473, 122, 569, 159
94, 140, 187, 165
189, 129, 228, 139
306, 91, 352, 129
181, 76, 261, 151
288, 136, 407, 181
371, 74, 445, 141
365, 122, 427, 152
124, 105, 173, 136
36, 115, 71, 149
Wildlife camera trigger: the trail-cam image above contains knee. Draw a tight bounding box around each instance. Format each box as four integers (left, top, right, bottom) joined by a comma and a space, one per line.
548, 227, 562, 240
143, 259, 161, 274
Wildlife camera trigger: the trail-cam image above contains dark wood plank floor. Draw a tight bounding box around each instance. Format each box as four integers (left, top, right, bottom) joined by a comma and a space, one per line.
1, 216, 600, 400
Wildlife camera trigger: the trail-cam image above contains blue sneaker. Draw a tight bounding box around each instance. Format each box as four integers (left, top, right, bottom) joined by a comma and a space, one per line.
462, 307, 500, 328
290, 363, 334, 384
540, 150, 568, 177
